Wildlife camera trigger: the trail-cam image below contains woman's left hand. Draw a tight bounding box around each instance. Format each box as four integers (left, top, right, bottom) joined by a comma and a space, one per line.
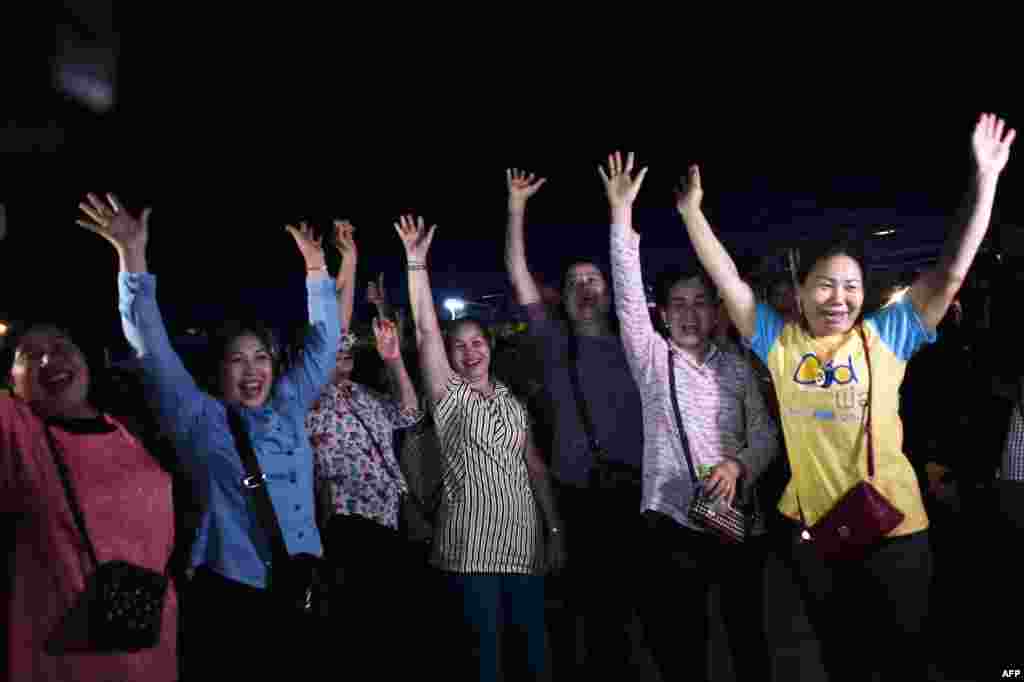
705, 459, 743, 507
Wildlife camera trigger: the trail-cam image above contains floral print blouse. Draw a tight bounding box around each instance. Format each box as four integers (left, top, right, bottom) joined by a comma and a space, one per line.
307, 381, 423, 529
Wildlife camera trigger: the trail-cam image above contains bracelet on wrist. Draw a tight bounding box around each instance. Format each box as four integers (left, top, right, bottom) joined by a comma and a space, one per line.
307, 264, 327, 272
407, 261, 427, 271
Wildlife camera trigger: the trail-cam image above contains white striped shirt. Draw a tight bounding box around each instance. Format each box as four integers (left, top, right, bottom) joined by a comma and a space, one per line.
1002, 403, 1024, 482
431, 374, 543, 574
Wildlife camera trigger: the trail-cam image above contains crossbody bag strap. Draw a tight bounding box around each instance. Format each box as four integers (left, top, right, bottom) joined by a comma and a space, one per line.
667, 347, 700, 485
339, 392, 403, 483
855, 324, 876, 479
44, 424, 101, 568
567, 330, 606, 461
225, 406, 291, 569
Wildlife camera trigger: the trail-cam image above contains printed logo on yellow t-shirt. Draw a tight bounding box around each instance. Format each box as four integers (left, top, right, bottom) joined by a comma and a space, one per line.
792, 353, 859, 389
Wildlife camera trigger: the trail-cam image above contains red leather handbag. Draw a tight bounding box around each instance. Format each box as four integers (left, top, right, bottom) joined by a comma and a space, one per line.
802, 326, 904, 561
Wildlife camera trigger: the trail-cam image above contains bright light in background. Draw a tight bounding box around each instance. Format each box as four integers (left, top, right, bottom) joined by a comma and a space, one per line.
443, 298, 465, 320
887, 286, 910, 306
0, 321, 8, 337
874, 227, 896, 236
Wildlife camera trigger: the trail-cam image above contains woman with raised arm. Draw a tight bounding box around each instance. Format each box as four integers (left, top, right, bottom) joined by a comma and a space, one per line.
76, 194, 341, 678
0, 321, 178, 681
504, 167, 644, 677
305, 221, 423, 663
677, 114, 1015, 681
603, 151, 780, 681
397, 214, 563, 681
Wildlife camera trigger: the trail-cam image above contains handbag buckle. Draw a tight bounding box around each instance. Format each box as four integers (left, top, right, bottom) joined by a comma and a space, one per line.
242, 474, 266, 489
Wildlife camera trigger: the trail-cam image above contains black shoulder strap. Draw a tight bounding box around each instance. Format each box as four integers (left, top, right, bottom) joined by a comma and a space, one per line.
567, 331, 605, 459
44, 424, 101, 568
667, 347, 700, 485
225, 406, 291, 570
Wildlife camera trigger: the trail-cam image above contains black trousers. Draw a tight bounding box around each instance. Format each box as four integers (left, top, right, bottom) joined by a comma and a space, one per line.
778, 518, 932, 682
544, 480, 642, 676
324, 513, 434, 678
184, 566, 320, 681
640, 511, 772, 682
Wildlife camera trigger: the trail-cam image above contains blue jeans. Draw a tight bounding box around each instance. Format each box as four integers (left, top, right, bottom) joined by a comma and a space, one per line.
443, 573, 546, 681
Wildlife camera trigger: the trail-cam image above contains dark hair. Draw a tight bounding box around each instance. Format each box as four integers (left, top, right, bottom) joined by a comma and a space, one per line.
653, 266, 718, 308
556, 258, 622, 333
204, 319, 281, 395
2, 321, 105, 404
560, 258, 610, 291
443, 317, 493, 354
795, 234, 868, 287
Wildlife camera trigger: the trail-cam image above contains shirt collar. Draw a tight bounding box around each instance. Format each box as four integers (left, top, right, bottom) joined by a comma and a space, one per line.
668, 338, 720, 370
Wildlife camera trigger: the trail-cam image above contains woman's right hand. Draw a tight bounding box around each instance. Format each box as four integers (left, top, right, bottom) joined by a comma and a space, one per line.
334, 219, 357, 261
394, 214, 437, 262
507, 168, 546, 212
76, 192, 150, 255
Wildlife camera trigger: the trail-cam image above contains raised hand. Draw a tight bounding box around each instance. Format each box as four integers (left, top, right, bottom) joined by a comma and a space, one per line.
598, 151, 648, 208
373, 316, 401, 362
367, 273, 388, 307
334, 220, 357, 261
76, 192, 151, 253
972, 112, 1016, 178
394, 214, 437, 262
675, 164, 704, 217
285, 221, 326, 269
507, 168, 547, 211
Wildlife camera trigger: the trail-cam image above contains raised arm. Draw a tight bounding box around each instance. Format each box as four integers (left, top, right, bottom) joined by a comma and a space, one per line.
395, 214, 452, 405
505, 168, 547, 306
909, 113, 1015, 330
77, 193, 207, 439
372, 316, 419, 416
333, 220, 358, 333
599, 151, 658, 373
368, 272, 406, 347
367, 272, 393, 321
280, 221, 341, 410
676, 166, 758, 341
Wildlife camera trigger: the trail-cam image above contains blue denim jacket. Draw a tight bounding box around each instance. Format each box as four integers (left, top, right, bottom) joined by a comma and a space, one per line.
119, 272, 341, 588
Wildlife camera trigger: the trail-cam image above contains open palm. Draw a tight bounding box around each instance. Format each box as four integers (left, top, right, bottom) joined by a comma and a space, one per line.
394, 214, 437, 261
76, 193, 150, 252
599, 151, 648, 207
972, 112, 1016, 177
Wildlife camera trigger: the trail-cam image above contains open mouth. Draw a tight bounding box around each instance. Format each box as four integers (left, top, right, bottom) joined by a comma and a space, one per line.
463, 358, 484, 370
239, 378, 265, 401
821, 309, 849, 327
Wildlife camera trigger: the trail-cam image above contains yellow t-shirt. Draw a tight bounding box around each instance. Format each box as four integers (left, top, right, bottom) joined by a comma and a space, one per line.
750, 298, 936, 536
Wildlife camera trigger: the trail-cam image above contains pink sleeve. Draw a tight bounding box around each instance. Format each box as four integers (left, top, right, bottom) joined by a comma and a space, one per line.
0, 395, 29, 514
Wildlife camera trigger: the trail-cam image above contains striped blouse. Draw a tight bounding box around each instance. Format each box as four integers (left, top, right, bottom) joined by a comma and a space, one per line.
431, 374, 543, 575
1002, 403, 1024, 481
